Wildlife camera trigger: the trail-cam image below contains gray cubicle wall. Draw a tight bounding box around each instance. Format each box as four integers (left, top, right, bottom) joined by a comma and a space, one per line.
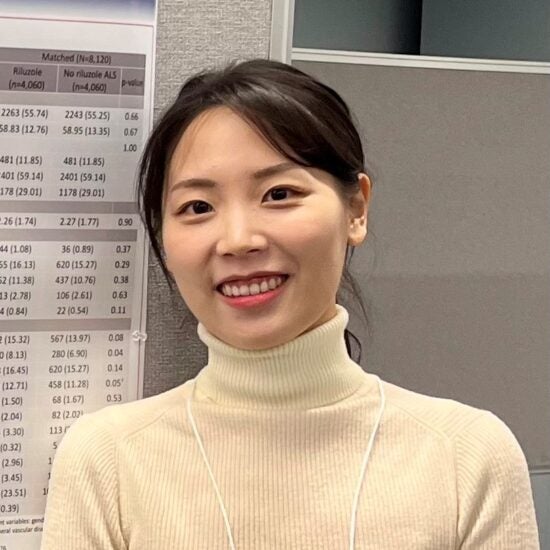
292, 54, 550, 470
143, 0, 274, 397
292, 54, 550, 546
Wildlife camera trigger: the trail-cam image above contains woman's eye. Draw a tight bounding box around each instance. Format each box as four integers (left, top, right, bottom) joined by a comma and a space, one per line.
177, 201, 211, 216
265, 186, 297, 202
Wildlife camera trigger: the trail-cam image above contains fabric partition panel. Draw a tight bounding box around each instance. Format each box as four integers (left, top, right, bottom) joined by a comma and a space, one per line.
293, 58, 550, 469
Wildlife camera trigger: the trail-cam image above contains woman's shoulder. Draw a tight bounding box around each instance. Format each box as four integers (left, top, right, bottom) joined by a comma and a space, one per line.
58, 380, 193, 452
378, 381, 539, 547
380, 378, 533, 513
380, 377, 518, 445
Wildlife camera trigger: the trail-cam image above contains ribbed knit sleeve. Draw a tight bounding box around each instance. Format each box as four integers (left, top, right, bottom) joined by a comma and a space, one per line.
40, 415, 126, 550
454, 411, 540, 549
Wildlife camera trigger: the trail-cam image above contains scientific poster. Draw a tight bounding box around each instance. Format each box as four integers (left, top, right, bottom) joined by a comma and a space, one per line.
0, 2, 156, 548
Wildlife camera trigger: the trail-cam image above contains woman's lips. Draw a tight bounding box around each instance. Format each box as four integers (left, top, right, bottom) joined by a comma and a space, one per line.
216, 275, 290, 309
216, 274, 289, 293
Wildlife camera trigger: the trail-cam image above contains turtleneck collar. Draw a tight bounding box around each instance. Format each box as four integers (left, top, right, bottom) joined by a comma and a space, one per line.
192, 304, 371, 409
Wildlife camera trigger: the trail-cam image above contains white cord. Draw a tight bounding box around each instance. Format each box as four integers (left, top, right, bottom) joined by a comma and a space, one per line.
186, 374, 385, 550
186, 395, 237, 550
349, 375, 385, 550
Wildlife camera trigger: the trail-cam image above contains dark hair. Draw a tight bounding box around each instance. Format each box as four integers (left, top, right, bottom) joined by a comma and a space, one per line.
137, 59, 372, 363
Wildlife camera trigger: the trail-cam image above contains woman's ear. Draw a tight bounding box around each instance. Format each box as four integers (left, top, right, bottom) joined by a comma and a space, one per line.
347, 173, 371, 246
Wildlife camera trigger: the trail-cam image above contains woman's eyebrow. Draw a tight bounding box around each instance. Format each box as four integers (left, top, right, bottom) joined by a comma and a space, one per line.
168, 161, 300, 195
251, 161, 299, 181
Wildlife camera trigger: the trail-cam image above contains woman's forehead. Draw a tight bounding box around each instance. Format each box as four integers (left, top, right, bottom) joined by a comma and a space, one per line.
168, 107, 287, 178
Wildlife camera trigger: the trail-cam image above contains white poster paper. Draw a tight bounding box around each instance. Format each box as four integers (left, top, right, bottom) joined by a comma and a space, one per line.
0, 2, 156, 548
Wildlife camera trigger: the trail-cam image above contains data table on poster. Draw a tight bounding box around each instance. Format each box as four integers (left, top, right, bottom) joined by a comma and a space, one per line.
0, 43, 150, 545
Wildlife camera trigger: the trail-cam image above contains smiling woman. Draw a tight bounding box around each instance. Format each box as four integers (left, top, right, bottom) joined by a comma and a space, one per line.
40, 59, 540, 550
139, 59, 372, 355
159, 104, 369, 350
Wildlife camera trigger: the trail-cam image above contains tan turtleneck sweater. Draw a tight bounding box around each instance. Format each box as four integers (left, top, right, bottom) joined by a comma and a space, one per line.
41, 304, 540, 549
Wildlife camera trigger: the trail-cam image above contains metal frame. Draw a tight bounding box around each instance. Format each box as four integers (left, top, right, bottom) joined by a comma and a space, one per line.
269, 0, 294, 64
292, 47, 550, 74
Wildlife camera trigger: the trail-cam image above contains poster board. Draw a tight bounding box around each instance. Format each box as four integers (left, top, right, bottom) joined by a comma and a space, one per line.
0, 2, 156, 547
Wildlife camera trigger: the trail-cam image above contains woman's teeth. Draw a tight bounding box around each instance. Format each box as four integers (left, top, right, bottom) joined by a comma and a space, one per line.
220, 276, 286, 297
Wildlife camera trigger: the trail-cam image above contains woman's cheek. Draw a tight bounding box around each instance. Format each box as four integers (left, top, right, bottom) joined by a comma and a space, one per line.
161, 227, 183, 275
290, 214, 341, 250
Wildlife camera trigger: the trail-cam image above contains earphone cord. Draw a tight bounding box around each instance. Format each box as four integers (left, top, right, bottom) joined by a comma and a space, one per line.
186, 375, 385, 550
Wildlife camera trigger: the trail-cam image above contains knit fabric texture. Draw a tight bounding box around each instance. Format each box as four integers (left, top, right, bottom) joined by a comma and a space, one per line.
41, 304, 540, 549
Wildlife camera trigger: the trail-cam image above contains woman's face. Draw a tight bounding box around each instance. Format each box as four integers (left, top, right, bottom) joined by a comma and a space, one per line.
162, 106, 370, 350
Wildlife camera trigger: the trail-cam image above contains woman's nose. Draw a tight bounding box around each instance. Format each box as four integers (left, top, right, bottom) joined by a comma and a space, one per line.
215, 211, 268, 256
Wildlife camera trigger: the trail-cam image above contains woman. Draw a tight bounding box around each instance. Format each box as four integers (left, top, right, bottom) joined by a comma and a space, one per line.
41, 59, 540, 549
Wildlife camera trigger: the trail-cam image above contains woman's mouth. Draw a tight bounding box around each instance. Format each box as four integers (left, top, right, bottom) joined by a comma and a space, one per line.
217, 274, 289, 296
216, 275, 290, 309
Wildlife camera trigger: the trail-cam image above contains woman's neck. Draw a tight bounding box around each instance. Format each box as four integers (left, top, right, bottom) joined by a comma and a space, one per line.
192, 304, 370, 409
